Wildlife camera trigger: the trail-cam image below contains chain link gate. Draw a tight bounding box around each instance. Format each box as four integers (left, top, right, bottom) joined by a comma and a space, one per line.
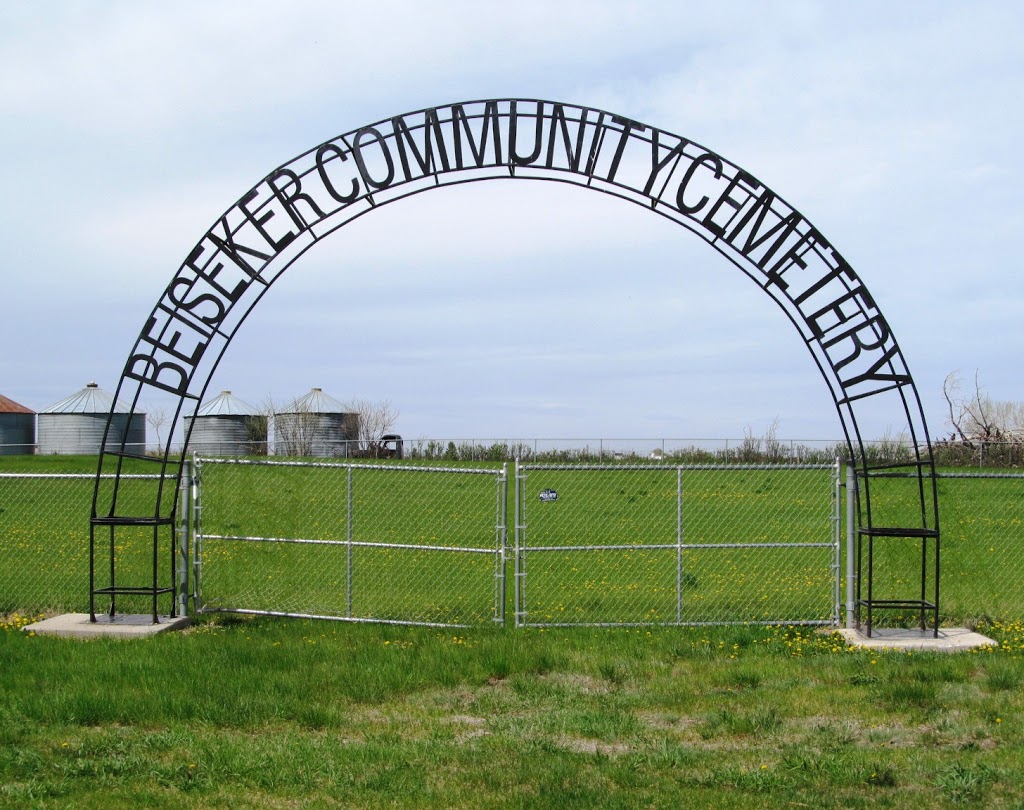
192, 457, 507, 627
513, 462, 842, 627
186, 457, 841, 628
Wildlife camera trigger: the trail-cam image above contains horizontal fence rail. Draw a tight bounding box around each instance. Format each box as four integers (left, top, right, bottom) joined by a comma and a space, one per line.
98, 438, 1023, 469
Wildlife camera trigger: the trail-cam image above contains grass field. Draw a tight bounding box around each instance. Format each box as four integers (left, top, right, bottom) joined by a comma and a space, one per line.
2, 613, 1024, 808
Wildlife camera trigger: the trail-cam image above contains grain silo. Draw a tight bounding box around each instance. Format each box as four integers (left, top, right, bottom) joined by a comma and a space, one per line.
37, 382, 146, 455
0, 393, 35, 455
273, 387, 358, 457
184, 390, 264, 456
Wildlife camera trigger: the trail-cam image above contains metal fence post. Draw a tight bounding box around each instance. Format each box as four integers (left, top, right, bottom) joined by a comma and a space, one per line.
845, 460, 857, 629
831, 459, 842, 626
177, 457, 192, 617
676, 466, 683, 624
495, 463, 507, 624
346, 465, 354, 619
194, 456, 205, 613
514, 459, 524, 627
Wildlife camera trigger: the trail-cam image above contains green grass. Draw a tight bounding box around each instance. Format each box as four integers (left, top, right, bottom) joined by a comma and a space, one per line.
3, 614, 1024, 807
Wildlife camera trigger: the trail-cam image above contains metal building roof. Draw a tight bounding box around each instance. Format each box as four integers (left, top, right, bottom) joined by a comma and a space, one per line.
196, 390, 259, 417
280, 387, 349, 414
41, 382, 132, 414
0, 393, 34, 414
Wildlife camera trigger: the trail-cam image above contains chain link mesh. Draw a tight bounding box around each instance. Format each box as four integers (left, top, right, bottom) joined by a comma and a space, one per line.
3, 465, 1023, 626
0, 473, 92, 613
861, 472, 1024, 625
940, 474, 1024, 621
516, 464, 840, 626
196, 458, 506, 626
0, 471, 167, 614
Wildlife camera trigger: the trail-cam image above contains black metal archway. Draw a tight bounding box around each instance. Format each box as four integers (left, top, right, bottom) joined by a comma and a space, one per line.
91, 98, 939, 634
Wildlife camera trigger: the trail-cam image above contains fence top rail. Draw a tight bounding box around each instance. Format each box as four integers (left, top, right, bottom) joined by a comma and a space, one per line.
862, 470, 1024, 480
517, 462, 838, 472
936, 471, 1024, 480
194, 456, 505, 476
0, 473, 165, 480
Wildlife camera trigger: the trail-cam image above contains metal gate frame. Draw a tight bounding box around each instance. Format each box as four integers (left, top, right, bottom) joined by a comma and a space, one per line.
513, 461, 844, 628
187, 457, 507, 627
179, 457, 844, 628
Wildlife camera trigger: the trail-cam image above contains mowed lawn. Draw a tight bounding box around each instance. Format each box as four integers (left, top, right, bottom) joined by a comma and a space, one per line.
2, 613, 1024, 808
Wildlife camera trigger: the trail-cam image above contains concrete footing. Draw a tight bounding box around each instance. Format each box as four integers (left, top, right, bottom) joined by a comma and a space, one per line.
835, 626, 997, 652
23, 613, 191, 639
21, 615, 997, 649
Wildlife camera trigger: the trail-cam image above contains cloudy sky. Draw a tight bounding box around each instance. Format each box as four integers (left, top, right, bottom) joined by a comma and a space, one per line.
2, 1, 1022, 447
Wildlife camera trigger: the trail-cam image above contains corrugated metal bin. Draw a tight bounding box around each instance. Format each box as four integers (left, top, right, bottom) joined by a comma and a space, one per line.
37, 382, 146, 455
273, 387, 358, 457
185, 390, 265, 456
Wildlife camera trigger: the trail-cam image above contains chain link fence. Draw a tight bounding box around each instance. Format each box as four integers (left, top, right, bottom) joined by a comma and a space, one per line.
861, 471, 1024, 625
0, 471, 165, 614
192, 459, 842, 627
0, 472, 91, 613
3, 460, 1023, 627
941, 473, 1024, 621
194, 458, 508, 626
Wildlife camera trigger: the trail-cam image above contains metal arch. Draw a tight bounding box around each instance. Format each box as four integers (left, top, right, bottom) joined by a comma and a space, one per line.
90, 98, 940, 633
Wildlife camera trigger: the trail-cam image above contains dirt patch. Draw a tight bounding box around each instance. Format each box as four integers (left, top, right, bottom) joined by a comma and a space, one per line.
557, 736, 631, 756
545, 673, 611, 694
448, 714, 490, 743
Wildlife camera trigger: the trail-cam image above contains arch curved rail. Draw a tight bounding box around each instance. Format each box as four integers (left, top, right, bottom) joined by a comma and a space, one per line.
91, 98, 940, 632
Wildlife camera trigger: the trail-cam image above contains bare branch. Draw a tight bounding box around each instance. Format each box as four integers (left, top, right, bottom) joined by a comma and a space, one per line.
943, 371, 969, 442
344, 398, 399, 449
147, 406, 168, 453
942, 370, 1023, 445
